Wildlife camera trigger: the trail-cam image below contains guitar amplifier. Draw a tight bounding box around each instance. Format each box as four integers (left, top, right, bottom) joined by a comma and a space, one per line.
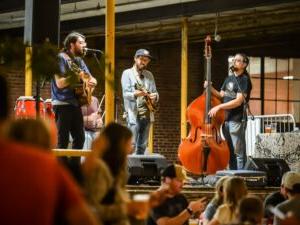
216, 170, 267, 187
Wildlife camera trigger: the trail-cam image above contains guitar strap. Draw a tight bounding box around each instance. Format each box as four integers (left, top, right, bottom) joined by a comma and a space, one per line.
132, 68, 145, 89
61, 52, 81, 70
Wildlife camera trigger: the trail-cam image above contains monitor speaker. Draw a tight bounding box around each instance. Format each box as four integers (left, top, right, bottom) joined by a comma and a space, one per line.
34, 0, 60, 45
244, 156, 290, 186
127, 154, 168, 185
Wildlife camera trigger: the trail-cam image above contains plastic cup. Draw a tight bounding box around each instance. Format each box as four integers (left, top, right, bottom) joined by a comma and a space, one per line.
189, 218, 199, 225
265, 124, 272, 134
132, 194, 150, 220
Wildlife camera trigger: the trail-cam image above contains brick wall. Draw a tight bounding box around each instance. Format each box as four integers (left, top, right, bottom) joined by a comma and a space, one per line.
1, 39, 229, 164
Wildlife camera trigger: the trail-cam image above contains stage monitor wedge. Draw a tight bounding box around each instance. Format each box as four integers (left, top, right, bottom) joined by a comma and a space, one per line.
244, 156, 290, 186
127, 154, 168, 185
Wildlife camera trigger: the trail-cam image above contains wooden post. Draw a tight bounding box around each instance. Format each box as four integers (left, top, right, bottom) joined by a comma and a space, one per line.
181, 18, 188, 139
148, 123, 154, 154
105, 0, 115, 125
25, 46, 33, 96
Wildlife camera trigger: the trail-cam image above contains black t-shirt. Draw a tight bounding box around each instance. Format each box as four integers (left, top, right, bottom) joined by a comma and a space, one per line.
147, 194, 189, 225
263, 191, 286, 218
221, 73, 251, 122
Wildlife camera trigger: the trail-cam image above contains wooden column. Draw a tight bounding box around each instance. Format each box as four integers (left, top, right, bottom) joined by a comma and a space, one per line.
105, 0, 115, 125
24, 0, 33, 96
148, 123, 154, 153
25, 46, 33, 96
181, 18, 188, 138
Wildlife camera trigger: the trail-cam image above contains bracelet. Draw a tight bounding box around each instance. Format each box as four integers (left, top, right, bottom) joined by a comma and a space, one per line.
186, 207, 193, 215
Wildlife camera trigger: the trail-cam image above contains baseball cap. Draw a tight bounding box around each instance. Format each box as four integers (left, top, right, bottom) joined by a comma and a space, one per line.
282, 171, 300, 190
161, 164, 188, 181
134, 49, 152, 59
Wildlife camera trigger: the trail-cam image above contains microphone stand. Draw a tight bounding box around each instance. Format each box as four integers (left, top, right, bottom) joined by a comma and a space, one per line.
92, 52, 103, 71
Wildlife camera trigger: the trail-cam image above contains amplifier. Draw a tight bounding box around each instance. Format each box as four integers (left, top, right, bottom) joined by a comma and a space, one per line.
216, 170, 267, 187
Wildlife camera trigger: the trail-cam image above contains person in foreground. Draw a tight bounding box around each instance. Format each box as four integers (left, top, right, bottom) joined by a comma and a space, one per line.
207, 177, 248, 225
202, 176, 229, 225
264, 172, 288, 224
0, 75, 98, 225
82, 122, 146, 225
226, 196, 264, 225
147, 164, 207, 225
273, 171, 300, 225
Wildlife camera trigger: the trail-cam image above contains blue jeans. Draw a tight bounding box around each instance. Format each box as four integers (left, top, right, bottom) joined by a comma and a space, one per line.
83, 130, 99, 149
223, 121, 247, 170
128, 117, 150, 155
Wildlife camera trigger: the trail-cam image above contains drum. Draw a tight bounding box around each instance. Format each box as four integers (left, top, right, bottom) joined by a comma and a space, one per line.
14, 96, 44, 118
44, 99, 55, 120
44, 99, 57, 147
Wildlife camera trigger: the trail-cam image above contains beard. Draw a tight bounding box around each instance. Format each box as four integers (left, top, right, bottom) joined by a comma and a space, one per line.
136, 63, 146, 72
74, 47, 85, 57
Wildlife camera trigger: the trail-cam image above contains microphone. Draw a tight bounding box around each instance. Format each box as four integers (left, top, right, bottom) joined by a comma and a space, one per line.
84, 48, 104, 54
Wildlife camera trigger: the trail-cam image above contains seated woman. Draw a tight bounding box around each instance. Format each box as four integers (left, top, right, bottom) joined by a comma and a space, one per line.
202, 176, 229, 225
82, 122, 144, 225
208, 177, 248, 225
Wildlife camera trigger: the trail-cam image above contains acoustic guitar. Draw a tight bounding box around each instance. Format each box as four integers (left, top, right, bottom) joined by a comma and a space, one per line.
67, 58, 94, 106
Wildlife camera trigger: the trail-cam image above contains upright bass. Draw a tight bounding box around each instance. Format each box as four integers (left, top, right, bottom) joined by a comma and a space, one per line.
178, 36, 230, 175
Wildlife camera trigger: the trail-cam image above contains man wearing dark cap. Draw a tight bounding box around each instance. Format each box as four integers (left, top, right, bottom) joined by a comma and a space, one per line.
147, 164, 206, 225
121, 49, 159, 155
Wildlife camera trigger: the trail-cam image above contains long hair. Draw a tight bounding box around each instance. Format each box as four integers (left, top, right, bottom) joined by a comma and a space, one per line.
101, 122, 133, 177
210, 176, 229, 206
224, 177, 248, 213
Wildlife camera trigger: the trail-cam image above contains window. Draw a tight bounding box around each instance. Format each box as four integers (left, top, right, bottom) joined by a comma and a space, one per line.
228, 57, 300, 122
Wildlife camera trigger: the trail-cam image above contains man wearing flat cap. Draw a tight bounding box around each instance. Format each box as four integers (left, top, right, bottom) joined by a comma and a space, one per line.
273, 171, 300, 225
147, 164, 206, 225
121, 49, 159, 155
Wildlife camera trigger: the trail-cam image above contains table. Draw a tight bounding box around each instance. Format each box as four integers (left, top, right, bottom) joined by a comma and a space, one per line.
254, 132, 300, 171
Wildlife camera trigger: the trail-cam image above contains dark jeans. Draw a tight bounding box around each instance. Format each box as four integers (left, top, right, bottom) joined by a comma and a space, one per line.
53, 104, 85, 183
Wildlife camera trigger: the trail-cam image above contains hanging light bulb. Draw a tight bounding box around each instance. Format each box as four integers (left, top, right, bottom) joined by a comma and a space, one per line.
214, 12, 222, 42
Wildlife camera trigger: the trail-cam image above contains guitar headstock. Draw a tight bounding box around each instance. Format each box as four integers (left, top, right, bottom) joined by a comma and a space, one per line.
204, 35, 212, 59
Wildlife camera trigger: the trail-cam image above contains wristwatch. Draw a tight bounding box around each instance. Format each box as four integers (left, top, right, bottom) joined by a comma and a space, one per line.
186, 207, 193, 215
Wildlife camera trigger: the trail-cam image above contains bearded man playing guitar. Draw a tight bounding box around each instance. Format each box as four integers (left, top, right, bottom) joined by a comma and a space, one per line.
51, 32, 97, 183
121, 49, 159, 155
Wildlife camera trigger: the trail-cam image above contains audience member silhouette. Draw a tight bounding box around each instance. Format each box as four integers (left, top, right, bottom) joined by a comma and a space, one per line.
0, 75, 99, 225
208, 177, 248, 225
